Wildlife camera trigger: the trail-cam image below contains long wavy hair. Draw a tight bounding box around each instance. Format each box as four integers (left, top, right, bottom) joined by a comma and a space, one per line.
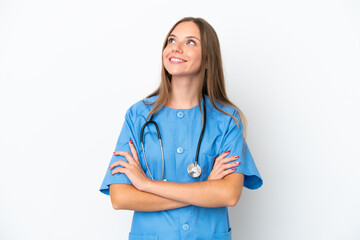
143, 17, 248, 149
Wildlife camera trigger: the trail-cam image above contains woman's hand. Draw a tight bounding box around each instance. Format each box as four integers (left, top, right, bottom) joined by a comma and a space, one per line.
207, 151, 241, 180
109, 139, 151, 191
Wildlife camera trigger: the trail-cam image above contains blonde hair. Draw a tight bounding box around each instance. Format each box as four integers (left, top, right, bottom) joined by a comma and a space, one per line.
143, 17, 248, 150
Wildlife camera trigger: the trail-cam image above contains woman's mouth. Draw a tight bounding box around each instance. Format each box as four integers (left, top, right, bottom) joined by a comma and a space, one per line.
169, 57, 187, 63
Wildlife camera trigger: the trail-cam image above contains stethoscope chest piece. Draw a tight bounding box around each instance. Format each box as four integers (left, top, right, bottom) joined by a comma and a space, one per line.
187, 162, 201, 178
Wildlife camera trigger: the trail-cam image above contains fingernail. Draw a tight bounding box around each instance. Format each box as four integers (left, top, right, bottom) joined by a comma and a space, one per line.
234, 156, 239, 159
236, 162, 240, 165
232, 168, 236, 171
113, 152, 116, 155
225, 150, 230, 153
129, 139, 133, 144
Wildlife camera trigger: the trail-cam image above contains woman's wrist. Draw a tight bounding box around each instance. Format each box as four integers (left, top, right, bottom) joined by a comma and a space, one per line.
141, 178, 155, 192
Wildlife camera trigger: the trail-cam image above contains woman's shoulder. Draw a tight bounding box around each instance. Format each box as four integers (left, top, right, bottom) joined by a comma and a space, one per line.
205, 95, 238, 119
126, 95, 158, 118
205, 95, 243, 130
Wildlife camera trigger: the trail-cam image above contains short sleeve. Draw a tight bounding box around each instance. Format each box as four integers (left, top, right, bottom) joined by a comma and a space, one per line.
219, 109, 263, 190
99, 108, 137, 196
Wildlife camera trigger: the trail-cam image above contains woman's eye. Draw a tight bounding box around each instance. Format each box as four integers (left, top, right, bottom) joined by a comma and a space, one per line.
168, 38, 175, 43
187, 40, 195, 45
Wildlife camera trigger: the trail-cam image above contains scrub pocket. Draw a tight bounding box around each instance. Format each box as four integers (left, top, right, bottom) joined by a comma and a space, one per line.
128, 232, 158, 240
212, 228, 232, 240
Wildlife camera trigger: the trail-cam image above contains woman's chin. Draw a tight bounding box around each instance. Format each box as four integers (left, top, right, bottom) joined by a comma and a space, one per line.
167, 71, 201, 79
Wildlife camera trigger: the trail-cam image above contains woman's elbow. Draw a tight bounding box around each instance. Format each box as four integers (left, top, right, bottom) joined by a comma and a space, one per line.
224, 173, 244, 207
109, 184, 128, 210
228, 190, 242, 207
110, 196, 121, 210
110, 192, 121, 210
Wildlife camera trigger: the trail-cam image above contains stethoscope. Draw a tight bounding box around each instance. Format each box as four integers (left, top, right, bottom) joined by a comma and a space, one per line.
140, 94, 207, 180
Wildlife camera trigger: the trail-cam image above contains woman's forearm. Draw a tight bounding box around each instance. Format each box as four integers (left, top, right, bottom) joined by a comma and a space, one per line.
142, 174, 243, 208
109, 184, 190, 212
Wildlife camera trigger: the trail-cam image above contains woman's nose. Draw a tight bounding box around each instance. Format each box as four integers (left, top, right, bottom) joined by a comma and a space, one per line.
171, 42, 183, 53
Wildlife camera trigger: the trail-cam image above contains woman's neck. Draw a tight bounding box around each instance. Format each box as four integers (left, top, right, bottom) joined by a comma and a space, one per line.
166, 75, 201, 109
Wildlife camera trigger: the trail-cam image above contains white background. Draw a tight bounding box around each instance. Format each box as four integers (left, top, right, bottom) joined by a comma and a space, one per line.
1, 0, 359, 239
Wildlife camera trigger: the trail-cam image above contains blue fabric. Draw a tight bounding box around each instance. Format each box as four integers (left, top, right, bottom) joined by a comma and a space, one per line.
99, 94, 263, 240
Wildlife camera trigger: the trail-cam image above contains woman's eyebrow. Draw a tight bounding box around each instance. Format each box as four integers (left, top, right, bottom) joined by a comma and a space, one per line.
169, 34, 200, 41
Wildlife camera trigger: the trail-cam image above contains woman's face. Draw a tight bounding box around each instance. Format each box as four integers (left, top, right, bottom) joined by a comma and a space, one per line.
163, 21, 202, 78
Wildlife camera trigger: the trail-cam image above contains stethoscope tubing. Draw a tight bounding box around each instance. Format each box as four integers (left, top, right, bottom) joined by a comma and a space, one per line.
140, 94, 206, 180
140, 119, 164, 181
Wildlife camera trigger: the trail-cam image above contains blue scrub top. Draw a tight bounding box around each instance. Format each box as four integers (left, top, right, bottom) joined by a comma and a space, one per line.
100, 94, 263, 240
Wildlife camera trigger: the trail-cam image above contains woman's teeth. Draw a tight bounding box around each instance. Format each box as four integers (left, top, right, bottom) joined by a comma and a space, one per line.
170, 58, 185, 62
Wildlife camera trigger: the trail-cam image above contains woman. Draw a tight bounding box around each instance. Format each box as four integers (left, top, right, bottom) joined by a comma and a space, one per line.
100, 17, 263, 240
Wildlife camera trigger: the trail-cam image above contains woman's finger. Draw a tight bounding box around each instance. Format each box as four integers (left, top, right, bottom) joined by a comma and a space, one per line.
218, 161, 240, 172
213, 155, 238, 170
113, 150, 135, 163
218, 155, 239, 166
213, 150, 230, 168
208, 151, 241, 180
218, 168, 236, 179
109, 159, 130, 170
212, 157, 240, 176
110, 166, 126, 175
214, 150, 231, 162
128, 139, 139, 163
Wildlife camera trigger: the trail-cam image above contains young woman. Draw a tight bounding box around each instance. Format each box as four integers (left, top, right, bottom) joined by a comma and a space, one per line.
100, 17, 263, 240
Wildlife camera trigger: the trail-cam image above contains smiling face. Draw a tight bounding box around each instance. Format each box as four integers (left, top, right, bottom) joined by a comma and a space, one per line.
162, 21, 203, 78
